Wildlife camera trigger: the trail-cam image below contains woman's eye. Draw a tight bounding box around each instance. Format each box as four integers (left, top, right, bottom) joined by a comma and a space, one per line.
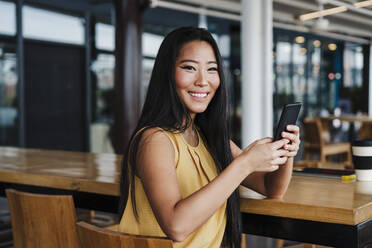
181, 65, 195, 71
208, 67, 218, 71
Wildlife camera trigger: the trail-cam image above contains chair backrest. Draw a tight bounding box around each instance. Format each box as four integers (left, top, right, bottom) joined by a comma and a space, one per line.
303, 118, 324, 147
358, 122, 372, 139
76, 221, 173, 248
293, 160, 321, 168
6, 189, 79, 248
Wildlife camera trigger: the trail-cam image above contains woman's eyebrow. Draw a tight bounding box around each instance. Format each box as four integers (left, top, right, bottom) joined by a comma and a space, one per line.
179, 59, 217, 64
179, 59, 198, 63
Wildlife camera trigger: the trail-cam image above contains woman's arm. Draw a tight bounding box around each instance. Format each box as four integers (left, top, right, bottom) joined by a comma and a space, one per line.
234, 125, 300, 198
136, 128, 288, 242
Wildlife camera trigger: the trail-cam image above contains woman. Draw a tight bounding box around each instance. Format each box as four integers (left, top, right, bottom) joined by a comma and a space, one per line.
118, 27, 300, 248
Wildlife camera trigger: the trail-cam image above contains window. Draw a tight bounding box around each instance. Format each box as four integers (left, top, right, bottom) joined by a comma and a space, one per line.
142, 32, 163, 57
0, 1, 16, 36
0, 42, 18, 146
96, 23, 114, 51
23, 5, 84, 44
92, 53, 115, 122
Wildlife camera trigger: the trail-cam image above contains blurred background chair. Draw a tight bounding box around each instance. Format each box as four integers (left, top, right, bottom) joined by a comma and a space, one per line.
358, 122, 372, 140
302, 118, 352, 169
6, 189, 79, 248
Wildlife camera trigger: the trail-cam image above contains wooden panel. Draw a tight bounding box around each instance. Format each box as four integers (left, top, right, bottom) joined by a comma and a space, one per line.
76, 221, 172, 248
6, 189, 79, 248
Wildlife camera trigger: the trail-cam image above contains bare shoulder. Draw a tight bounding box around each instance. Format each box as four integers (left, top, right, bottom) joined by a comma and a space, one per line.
136, 128, 175, 177
139, 128, 174, 150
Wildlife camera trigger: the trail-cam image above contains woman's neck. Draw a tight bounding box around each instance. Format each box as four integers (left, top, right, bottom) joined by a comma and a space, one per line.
184, 124, 196, 135
182, 122, 199, 147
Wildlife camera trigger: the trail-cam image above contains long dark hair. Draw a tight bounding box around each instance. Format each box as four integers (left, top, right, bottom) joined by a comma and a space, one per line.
119, 27, 241, 248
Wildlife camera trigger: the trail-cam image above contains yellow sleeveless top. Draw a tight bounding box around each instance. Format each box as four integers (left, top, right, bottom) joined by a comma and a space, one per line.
119, 128, 227, 248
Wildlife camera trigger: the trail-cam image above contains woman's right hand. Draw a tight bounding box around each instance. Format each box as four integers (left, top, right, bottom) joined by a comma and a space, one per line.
237, 137, 290, 174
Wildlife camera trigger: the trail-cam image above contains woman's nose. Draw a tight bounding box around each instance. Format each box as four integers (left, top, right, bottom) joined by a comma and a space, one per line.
195, 70, 208, 87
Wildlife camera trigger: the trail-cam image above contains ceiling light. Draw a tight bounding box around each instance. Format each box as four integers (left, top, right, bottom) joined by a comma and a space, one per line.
299, 6, 348, 21
328, 43, 337, 51
354, 0, 372, 8
313, 40, 321, 47
295, 36, 305, 43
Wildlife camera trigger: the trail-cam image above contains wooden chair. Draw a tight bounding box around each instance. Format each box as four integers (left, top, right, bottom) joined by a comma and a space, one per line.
76, 221, 172, 248
77, 222, 247, 248
302, 118, 352, 169
6, 189, 79, 248
358, 122, 372, 139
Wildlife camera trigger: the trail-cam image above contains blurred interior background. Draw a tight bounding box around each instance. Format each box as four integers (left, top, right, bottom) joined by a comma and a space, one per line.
0, 1, 371, 247
0, 0, 370, 154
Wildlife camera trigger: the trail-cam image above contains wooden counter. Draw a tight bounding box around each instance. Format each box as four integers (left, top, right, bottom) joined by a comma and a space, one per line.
241, 175, 372, 226
1, 147, 372, 247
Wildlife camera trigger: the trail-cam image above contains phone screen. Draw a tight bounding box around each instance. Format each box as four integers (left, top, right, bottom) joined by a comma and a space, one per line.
274, 103, 302, 141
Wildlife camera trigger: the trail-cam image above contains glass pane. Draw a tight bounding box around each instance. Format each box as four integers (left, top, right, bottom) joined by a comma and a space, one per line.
0, 1, 16, 36
90, 53, 115, 153
218, 34, 230, 58
96, 23, 115, 51
292, 43, 306, 104
307, 41, 321, 117
92, 53, 115, 121
276, 41, 292, 102
344, 44, 364, 88
342, 43, 364, 114
142, 32, 163, 57
23, 5, 84, 44
0, 42, 18, 146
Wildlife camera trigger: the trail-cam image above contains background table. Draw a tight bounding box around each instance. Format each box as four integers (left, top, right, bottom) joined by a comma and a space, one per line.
0, 147, 121, 212
1, 147, 372, 247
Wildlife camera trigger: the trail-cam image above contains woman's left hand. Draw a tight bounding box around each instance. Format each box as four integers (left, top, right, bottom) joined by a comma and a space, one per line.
281, 125, 300, 157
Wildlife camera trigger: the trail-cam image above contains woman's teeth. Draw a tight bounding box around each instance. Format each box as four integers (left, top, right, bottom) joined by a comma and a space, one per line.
189, 92, 207, 98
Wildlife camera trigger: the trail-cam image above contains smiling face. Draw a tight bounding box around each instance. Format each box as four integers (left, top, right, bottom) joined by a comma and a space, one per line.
174, 41, 220, 119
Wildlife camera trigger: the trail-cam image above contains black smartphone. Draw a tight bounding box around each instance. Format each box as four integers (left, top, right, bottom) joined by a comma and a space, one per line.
274, 102, 302, 141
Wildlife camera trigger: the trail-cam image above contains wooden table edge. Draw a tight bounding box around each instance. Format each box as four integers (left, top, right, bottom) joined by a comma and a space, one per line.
0, 170, 120, 196
240, 198, 363, 225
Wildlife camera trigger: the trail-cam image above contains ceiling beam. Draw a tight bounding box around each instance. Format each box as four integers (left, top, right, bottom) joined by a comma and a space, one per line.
152, 0, 372, 41
326, 0, 372, 17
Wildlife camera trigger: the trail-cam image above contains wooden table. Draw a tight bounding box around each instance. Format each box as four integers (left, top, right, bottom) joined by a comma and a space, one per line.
1, 147, 372, 247
240, 176, 372, 247
0, 147, 121, 212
